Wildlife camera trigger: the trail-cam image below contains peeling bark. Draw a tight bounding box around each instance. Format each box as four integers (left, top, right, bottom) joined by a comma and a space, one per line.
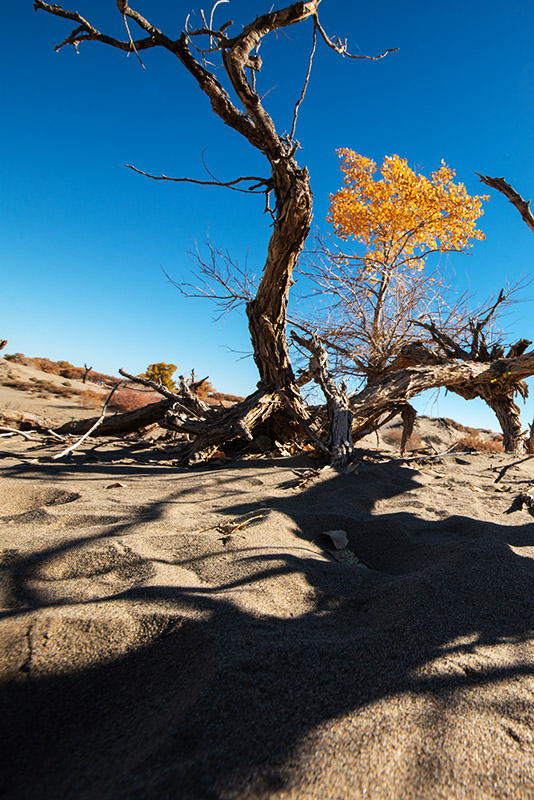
476, 387, 525, 454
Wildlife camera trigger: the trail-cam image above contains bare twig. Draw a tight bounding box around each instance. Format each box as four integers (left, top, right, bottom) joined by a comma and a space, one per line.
51, 384, 121, 460
46, 429, 66, 442
34, 0, 159, 54
116, 0, 145, 68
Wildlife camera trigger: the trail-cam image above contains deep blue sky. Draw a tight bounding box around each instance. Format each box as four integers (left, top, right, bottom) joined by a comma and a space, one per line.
2, 1, 533, 429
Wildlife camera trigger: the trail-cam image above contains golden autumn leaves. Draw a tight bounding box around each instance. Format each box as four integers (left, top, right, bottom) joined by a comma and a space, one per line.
328, 149, 489, 275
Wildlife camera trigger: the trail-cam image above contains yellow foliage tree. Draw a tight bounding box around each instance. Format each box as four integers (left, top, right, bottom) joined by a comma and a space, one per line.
328, 150, 489, 270
142, 363, 177, 391
302, 151, 490, 381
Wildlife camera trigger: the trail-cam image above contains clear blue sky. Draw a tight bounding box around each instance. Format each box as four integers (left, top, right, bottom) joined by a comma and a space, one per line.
1, 1, 533, 430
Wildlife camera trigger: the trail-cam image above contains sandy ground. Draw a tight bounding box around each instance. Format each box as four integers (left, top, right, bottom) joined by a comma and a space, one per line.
2, 364, 534, 799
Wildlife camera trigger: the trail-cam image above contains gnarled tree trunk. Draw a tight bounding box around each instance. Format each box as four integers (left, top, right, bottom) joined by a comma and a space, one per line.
477, 387, 525, 454
247, 162, 312, 404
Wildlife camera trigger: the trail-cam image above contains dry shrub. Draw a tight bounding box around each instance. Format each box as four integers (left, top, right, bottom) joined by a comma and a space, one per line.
382, 427, 422, 451
79, 391, 104, 409
109, 387, 158, 412
30, 357, 62, 375
3, 378, 31, 392
3, 352, 119, 386
457, 432, 504, 453
442, 417, 468, 433
207, 391, 244, 405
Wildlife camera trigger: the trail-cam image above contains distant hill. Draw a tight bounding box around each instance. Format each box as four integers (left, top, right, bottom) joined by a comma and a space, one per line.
1, 352, 244, 408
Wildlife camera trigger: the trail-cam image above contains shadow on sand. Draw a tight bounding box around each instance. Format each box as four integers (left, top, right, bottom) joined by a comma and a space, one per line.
2, 456, 534, 798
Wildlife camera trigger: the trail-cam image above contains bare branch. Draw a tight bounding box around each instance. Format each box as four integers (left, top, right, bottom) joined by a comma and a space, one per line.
477, 174, 534, 235
313, 14, 398, 60
291, 329, 355, 464
125, 163, 272, 194
118, 367, 212, 420
289, 23, 316, 141
168, 238, 257, 321
34, 1, 158, 53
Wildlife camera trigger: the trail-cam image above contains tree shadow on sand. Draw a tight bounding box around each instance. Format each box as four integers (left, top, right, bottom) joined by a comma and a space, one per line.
3, 458, 534, 798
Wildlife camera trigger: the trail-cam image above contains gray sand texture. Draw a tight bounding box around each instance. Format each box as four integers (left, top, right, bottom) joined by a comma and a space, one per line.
2, 438, 534, 799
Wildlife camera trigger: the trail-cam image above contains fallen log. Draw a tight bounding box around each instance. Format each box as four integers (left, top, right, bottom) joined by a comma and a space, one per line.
55, 399, 173, 437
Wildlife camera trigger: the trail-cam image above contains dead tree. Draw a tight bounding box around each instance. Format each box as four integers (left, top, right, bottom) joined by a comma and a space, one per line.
82, 363, 93, 384
56, 343, 534, 461
36, 0, 395, 463
37, 3, 534, 463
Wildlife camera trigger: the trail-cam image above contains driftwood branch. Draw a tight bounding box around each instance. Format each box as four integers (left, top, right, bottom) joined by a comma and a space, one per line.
350, 347, 534, 446
477, 174, 534, 236
55, 399, 172, 437
0, 426, 42, 442
0, 409, 51, 433
52, 384, 121, 460
494, 454, 534, 483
